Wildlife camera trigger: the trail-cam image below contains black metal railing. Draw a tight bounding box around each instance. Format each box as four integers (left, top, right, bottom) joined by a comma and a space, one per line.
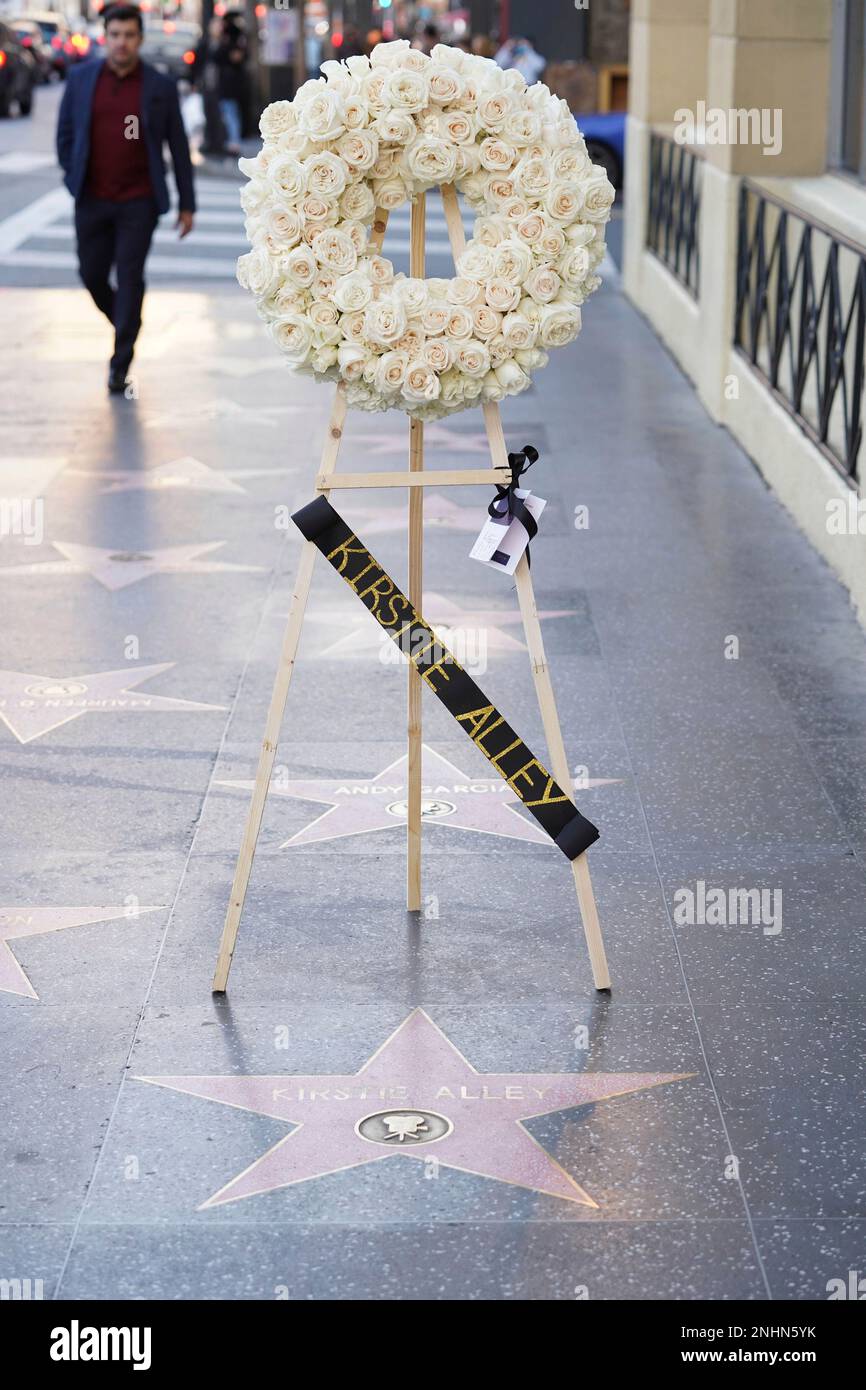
735, 181, 866, 484
647, 132, 702, 298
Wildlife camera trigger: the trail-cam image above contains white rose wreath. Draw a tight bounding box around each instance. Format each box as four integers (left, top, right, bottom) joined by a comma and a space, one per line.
236, 39, 614, 422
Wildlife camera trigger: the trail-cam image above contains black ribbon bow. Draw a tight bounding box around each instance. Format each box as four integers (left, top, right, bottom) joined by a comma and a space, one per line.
488, 443, 539, 568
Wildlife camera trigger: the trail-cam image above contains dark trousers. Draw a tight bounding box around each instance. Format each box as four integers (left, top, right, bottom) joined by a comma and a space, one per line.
74, 195, 160, 375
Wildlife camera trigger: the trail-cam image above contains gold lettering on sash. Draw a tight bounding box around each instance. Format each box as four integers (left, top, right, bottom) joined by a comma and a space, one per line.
520, 766, 569, 808
326, 533, 368, 574
356, 572, 394, 609
490, 738, 522, 773
420, 656, 453, 692
455, 705, 497, 739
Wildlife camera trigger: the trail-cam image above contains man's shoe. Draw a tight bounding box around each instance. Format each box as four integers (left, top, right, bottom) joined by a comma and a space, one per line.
108, 369, 129, 395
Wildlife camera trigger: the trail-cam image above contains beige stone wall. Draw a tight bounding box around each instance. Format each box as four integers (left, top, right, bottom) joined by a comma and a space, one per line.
623, 0, 866, 626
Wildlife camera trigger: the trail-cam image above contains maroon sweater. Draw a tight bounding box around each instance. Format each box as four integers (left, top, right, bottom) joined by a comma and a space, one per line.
86, 62, 154, 202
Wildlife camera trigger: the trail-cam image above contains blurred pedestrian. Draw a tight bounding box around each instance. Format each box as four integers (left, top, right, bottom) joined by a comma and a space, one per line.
495, 35, 546, 83
193, 16, 225, 155
214, 20, 248, 155
56, 3, 195, 394
412, 23, 439, 55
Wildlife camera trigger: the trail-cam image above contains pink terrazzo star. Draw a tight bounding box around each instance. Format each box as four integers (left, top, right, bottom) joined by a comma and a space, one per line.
137, 1010, 692, 1209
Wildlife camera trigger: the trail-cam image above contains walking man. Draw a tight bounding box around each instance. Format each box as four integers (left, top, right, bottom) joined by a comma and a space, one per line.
56, 3, 195, 393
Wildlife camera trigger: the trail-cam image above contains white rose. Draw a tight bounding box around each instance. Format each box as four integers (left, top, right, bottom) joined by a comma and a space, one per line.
312, 227, 357, 275
554, 146, 591, 182
473, 304, 502, 339
373, 349, 410, 395
393, 277, 428, 316
374, 109, 417, 144
383, 69, 429, 113
267, 154, 307, 203
479, 137, 517, 173
461, 171, 490, 205
305, 152, 349, 199
456, 339, 491, 378
361, 71, 388, 112
236, 247, 277, 297
454, 145, 483, 180
494, 358, 531, 395
405, 137, 458, 186
540, 224, 567, 258
444, 304, 474, 339
309, 300, 342, 344
346, 54, 371, 79
515, 211, 546, 246
559, 245, 591, 287
477, 90, 513, 131
373, 176, 409, 210
312, 268, 337, 299
283, 243, 318, 288
365, 295, 408, 345
274, 128, 310, 157
524, 265, 562, 304
486, 176, 517, 208
481, 368, 505, 403
428, 66, 463, 104
493, 238, 532, 284
473, 215, 509, 248
487, 332, 511, 365
582, 173, 615, 222
270, 314, 313, 364
516, 155, 551, 198
501, 311, 538, 349
332, 271, 373, 312
545, 183, 582, 223
264, 206, 302, 250
422, 337, 452, 372
370, 39, 412, 69
503, 109, 541, 147
341, 309, 368, 343
396, 326, 424, 358
484, 277, 521, 312
422, 302, 449, 335
539, 300, 582, 347
240, 180, 269, 216
366, 254, 395, 287
340, 182, 376, 223
402, 362, 441, 402
446, 276, 480, 307
336, 129, 379, 173
337, 341, 368, 382
344, 96, 369, 129
259, 101, 296, 139
456, 243, 495, 283
439, 109, 476, 145
298, 89, 346, 143
301, 193, 339, 231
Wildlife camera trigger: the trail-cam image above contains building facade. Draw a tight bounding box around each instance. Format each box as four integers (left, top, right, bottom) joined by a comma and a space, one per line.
624, 0, 866, 624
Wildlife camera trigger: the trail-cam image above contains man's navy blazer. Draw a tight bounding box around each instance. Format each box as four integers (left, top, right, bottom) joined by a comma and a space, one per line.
56, 58, 196, 215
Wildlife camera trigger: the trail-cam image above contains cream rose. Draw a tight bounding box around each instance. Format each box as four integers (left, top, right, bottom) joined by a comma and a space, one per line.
479, 138, 517, 173
373, 350, 410, 394
405, 137, 458, 186
336, 130, 379, 174
364, 296, 408, 346
332, 271, 373, 313
259, 100, 296, 139
402, 362, 441, 402
484, 277, 521, 312
539, 301, 581, 347
383, 69, 429, 113
524, 265, 562, 304
284, 243, 318, 289
312, 227, 357, 275
297, 89, 346, 143
270, 314, 313, 364
582, 173, 615, 222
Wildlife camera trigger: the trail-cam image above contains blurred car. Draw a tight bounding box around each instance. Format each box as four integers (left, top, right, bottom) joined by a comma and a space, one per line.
0, 20, 37, 115
10, 19, 53, 82
140, 18, 200, 82
577, 111, 625, 189
24, 11, 73, 77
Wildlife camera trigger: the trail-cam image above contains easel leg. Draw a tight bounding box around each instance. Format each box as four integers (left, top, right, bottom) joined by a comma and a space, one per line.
212, 542, 317, 992
407, 194, 425, 912
212, 386, 350, 993
482, 403, 611, 991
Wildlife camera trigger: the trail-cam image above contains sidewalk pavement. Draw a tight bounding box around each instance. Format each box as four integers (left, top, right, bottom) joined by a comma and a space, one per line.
1, 256, 865, 1300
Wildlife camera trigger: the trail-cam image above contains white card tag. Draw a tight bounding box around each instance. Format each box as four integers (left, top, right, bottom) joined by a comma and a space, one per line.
469, 488, 546, 576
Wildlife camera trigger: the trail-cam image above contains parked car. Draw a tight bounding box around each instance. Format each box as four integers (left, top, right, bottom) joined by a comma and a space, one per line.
10, 19, 53, 83
577, 111, 626, 189
24, 11, 74, 78
140, 18, 200, 83
0, 20, 37, 116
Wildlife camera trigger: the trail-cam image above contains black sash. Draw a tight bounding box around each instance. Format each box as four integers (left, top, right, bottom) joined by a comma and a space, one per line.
292, 495, 600, 860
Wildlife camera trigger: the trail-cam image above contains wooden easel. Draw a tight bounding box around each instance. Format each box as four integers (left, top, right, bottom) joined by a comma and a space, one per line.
212, 184, 611, 993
